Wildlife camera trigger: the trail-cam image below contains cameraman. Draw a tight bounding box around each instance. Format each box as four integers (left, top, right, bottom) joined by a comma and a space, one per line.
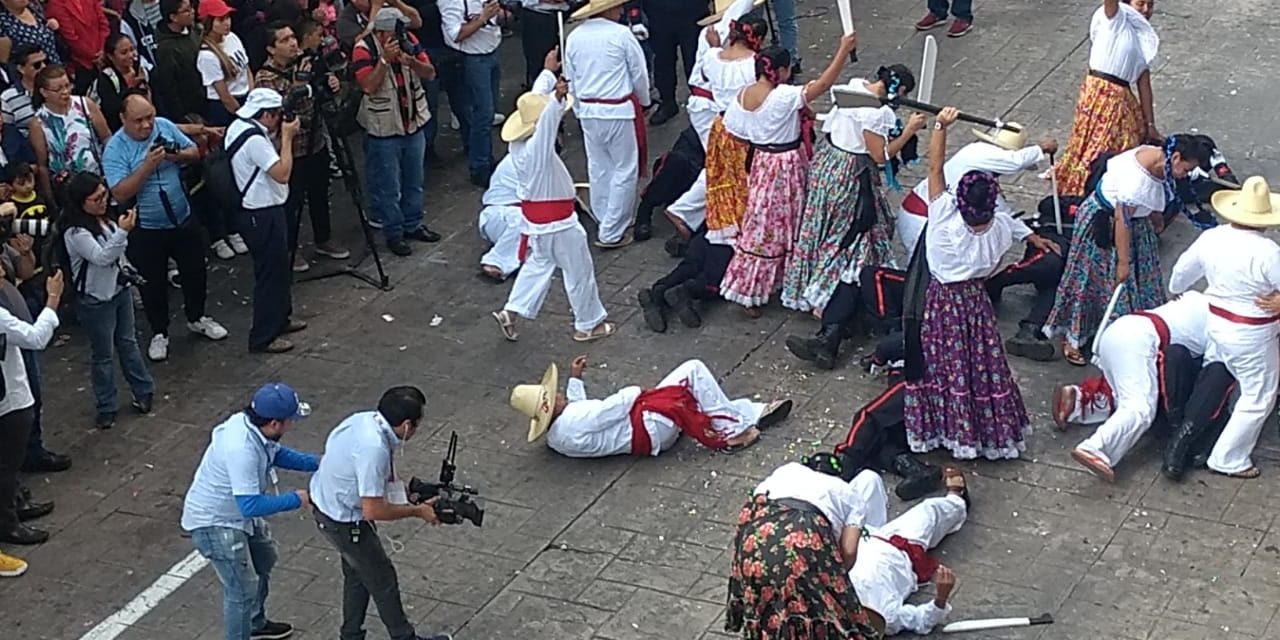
255, 22, 349, 272
309, 386, 452, 640
103, 93, 229, 363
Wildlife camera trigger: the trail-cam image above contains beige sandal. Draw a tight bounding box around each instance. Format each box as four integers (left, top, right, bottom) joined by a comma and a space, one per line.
492, 310, 518, 341
573, 321, 617, 343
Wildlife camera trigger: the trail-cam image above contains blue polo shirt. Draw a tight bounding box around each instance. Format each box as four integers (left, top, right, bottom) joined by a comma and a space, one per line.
310, 411, 399, 523
102, 117, 195, 230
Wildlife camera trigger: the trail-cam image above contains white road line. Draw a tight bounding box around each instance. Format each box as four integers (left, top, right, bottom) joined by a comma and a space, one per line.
78, 550, 209, 640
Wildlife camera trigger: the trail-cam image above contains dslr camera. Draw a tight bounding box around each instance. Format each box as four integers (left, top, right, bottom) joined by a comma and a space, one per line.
393, 21, 423, 58
281, 84, 313, 121
0, 202, 51, 238
408, 432, 485, 527
150, 136, 181, 154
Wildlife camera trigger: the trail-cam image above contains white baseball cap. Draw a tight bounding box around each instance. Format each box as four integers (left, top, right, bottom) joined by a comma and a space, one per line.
235, 88, 284, 119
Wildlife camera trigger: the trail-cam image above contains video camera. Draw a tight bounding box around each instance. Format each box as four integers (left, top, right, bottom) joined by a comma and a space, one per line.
407, 432, 485, 527
281, 84, 314, 122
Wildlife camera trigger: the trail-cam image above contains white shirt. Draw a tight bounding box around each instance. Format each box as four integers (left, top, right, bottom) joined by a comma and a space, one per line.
520, 0, 568, 11
1142, 289, 1209, 356
180, 413, 279, 533
1088, 3, 1158, 84
1169, 225, 1280, 321
440, 0, 503, 55
197, 33, 252, 100
753, 462, 870, 539
310, 411, 399, 522
701, 48, 755, 114
822, 80, 896, 154
906, 141, 1044, 227
510, 70, 577, 235
722, 84, 806, 145
482, 154, 519, 206
564, 18, 650, 120
226, 118, 288, 210
924, 192, 1020, 283
1097, 147, 1165, 219
0, 306, 56, 417
546, 378, 679, 458
686, 0, 753, 114
849, 538, 952, 635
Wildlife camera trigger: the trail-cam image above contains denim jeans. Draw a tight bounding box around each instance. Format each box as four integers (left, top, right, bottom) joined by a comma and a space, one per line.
928, 0, 973, 21
190, 523, 278, 640
363, 129, 426, 243
74, 288, 155, 415
772, 0, 799, 61
424, 46, 469, 157
459, 51, 499, 178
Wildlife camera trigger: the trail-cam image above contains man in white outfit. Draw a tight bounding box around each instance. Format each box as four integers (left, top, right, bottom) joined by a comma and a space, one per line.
477, 154, 522, 281
564, 0, 651, 248
510, 355, 790, 458
490, 52, 614, 343
1169, 176, 1280, 479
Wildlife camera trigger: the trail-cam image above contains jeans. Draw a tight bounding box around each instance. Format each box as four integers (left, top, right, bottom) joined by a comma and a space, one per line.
22, 351, 44, 459
190, 523, 278, 640
314, 510, 417, 640
424, 46, 469, 158
127, 221, 210, 336
237, 206, 293, 351
928, 0, 973, 21
772, 0, 799, 60
363, 130, 426, 243
459, 51, 499, 178
74, 288, 155, 415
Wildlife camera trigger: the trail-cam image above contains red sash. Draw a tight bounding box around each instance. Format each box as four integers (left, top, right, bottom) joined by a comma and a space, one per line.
874, 535, 940, 584
517, 199, 575, 261
627, 382, 730, 456
1208, 304, 1280, 326
581, 95, 649, 178
689, 86, 714, 100
902, 191, 929, 217
1132, 311, 1170, 349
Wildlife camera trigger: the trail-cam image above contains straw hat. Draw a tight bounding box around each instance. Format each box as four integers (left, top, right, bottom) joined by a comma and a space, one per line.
1211, 176, 1280, 228
510, 363, 559, 442
500, 92, 574, 143
971, 123, 1028, 151
698, 0, 767, 27
571, 0, 630, 21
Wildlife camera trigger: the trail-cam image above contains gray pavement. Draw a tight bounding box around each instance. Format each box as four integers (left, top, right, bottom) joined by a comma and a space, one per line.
5, 0, 1280, 638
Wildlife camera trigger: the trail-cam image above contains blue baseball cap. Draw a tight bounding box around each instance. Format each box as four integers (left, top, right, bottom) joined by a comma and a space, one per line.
251, 383, 312, 421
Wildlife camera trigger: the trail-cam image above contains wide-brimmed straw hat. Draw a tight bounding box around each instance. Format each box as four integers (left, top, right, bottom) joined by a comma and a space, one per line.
1211, 176, 1280, 228
500, 92, 574, 143
697, 0, 767, 27
971, 123, 1027, 151
510, 363, 559, 442
571, 0, 630, 21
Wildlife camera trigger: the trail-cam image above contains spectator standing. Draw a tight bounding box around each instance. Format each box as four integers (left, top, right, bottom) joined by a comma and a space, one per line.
120, 0, 165, 71
0, 0, 62, 66
915, 0, 974, 38
255, 21, 348, 272
103, 93, 228, 362
352, 8, 438, 257
60, 172, 155, 429
44, 0, 110, 94
0, 44, 43, 138
439, 0, 503, 188
92, 33, 152, 131
199, 0, 255, 126
228, 0, 270, 71
405, 0, 466, 166
771, 0, 798, 70
226, 88, 307, 353
517, 1, 567, 89
152, 0, 205, 121
28, 65, 112, 200
645, 0, 705, 126
336, 0, 423, 53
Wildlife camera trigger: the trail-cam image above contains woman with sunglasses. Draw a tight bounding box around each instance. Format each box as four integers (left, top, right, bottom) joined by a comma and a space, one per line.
91, 33, 151, 131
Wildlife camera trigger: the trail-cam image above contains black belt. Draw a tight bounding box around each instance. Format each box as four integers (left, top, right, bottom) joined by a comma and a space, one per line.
753, 138, 802, 154
1088, 69, 1130, 89
773, 497, 823, 515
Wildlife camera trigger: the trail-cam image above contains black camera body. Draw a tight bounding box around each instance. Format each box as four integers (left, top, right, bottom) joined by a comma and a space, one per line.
407, 432, 484, 527
281, 84, 314, 121
393, 21, 423, 58
150, 136, 181, 154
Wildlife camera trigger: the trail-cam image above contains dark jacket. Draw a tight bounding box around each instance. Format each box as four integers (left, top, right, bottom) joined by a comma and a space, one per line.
1, 123, 35, 166
152, 23, 205, 120
640, 0, 706, 24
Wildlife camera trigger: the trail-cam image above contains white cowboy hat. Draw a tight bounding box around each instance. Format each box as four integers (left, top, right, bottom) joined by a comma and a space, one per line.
1211, 176, 1280, 228
971, 122, 1028, 151
510, 363, 559, 442
697, 0, 767, 27
570, 0, 630, 21
500, 91, 574, 143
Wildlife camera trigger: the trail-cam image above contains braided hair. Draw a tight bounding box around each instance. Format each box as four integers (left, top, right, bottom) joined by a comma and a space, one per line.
754, 46, 792, 85
802, 452, 844, 477
728, 13, 770, 52
956, 170, 1002, 227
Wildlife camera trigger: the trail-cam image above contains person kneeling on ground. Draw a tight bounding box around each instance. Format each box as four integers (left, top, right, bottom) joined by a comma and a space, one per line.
637, 224, 732, 332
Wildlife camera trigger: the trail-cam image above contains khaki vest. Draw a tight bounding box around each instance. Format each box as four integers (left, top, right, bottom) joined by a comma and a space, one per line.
355, 39, 429, 138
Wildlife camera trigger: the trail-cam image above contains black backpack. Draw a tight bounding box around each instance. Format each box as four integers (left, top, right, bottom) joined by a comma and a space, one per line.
43, 222, 89, 299
204, 121, 266, 213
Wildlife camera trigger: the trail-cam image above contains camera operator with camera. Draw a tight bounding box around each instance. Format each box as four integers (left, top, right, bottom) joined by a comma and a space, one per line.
309, 385, 453, 640
255, 22, 350, 273
102, 93, 229, 363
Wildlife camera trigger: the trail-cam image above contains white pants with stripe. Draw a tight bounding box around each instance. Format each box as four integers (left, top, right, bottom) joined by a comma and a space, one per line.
1076, 316, 1161, 467
580, 117, 639, 244
478, 205, 523, 278
503, 222, 607, 332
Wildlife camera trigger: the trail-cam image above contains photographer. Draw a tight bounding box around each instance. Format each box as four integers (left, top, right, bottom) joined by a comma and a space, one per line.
352, 7, 438, 257
439, 0, 505, 188
60, 172, 155, 429
103, 93, 228, 363
336, 0, 423, 53
255, 21, 349, 272
309, 386, 452, 640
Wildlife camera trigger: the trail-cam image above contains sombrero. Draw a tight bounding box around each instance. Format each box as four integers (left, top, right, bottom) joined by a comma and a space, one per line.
510, 363, 559, 442
971, 122, 1028, 151
570, 0, 630, 21
500, 91, 574, 143
697, 0, 767, 27
1210, 176, 1280, 228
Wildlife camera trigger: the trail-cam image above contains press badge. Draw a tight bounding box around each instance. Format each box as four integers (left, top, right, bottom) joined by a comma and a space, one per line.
268, 468, 279, 488
386, 480, 409, 506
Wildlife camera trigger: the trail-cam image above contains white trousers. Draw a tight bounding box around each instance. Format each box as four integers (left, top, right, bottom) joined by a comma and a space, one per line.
1205, 318, 1280, 474
478, 205, 523, 277
1076, 316, 1160, 467
580, 117, 639, 243
667, 170, 707, 230
896, 209, 926, 259
875, 494, 968, 550
689, 108, 715, 147
503, 222, 608, 332
849, 469, 889, 529
657, 359, 762, 440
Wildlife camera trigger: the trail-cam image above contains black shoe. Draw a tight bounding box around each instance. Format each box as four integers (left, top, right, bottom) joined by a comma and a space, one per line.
470, 172, 491, 189
96, 411, 117, 429
634, 222, 653, 242
663, 284, 702, 328
784, 324, 842, 370
1162, 419, 1198, 482
250, 620, 294, 640
649, 102, 678, 126
1005, 323, 1056, 362
16, 498, 53, 522
663, 235, 687, 258
891, 453, 943, 501
405, 226, 442, 243
388, 239, 413, 256
638, 288, 667, 333
22, 449, 71, 473
0, 524, 49, 545
132, 394, 153, 414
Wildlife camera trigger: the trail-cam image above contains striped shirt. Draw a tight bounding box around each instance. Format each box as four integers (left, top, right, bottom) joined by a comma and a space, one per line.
0, 85, 35, 136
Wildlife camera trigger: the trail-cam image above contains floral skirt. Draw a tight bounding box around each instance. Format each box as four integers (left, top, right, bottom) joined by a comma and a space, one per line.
781, 143, 895, 312
706, 116, 751, 244
1054, 74, 1143, 195
720, 147, 809, 307
904, 278, 1029, 460
1043, 194, 1165, 349
726, 495, 882, 640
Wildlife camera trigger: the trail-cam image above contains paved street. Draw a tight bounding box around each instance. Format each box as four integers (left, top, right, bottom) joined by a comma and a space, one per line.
5, 1, 1280, 638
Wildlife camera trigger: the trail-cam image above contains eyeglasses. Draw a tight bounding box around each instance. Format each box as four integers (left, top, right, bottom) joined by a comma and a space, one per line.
26, 59, 46, 69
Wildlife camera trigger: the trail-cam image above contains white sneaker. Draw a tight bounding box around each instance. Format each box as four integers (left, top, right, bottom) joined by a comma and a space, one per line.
211, 239, 235, 260
148, 334, 169, 362
188, 316, 229, 341
450, 113, 460, 130
492, 113, 506, 127
227, 234, 249, 255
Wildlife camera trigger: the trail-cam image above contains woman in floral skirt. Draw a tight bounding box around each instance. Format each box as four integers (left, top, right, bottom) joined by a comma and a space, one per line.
718, 35, 857, 315
902, 107, 1029, 461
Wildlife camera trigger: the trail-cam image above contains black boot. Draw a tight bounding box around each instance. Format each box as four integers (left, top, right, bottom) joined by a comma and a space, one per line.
663, 283, 702, 328
664, 235, 688, 258
1005, 323, 1056, 362
784, 324, 841, 370
638, 288, 667, 333
1162, 419, 1198, 481
891, 453, 943, 501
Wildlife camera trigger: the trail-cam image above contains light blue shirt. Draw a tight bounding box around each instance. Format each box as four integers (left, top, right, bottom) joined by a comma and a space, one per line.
102, 117, 195, 229
181, 413, 282, 533
310, 411, 399, 523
